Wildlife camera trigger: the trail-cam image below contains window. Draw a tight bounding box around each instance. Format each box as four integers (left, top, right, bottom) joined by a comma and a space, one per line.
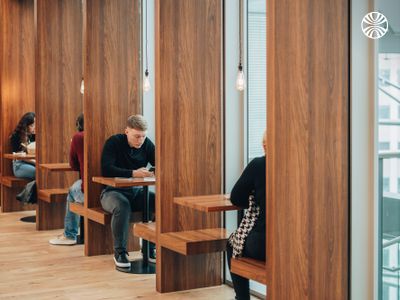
379, 105, 390, 120
379, 142, 390, 151
398, 178, 400, 193
247, 0, 266, 162
380, 69, 391, 86
383, 177, 390, 193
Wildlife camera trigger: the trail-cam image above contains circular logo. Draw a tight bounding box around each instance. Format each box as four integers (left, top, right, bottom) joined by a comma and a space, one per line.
361, 12, 388, 39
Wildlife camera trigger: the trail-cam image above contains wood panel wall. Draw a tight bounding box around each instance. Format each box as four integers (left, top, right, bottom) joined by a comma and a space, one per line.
155, 0, 223, 293
84, 0, 141, 256
0, 0, 35, 212
266, 0, 349, 299
35, 0, 82, 230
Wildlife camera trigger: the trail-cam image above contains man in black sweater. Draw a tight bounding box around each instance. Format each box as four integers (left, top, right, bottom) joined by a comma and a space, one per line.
100, 115, 155, 268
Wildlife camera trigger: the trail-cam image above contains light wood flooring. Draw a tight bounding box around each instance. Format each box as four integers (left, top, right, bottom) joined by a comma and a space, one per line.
0, 211, 236, 300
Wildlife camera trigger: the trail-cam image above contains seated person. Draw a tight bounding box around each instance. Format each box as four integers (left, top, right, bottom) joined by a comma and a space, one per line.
100, 114, 155, 268
10, 112, 36, 179
49, 113, 84, 245
227, 131, 266, 300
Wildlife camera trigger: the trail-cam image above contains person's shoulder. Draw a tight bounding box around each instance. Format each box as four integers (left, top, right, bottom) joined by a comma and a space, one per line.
10, 132, 18, 141
106, 133, 124, 143
72, 131, 84, 143
144, 137, 155, 147
249, 156, 266, 169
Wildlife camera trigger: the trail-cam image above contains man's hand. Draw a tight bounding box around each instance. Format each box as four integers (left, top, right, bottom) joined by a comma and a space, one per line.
132, 167, 154, 178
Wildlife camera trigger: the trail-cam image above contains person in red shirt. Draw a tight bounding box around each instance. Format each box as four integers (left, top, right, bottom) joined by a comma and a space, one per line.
49, 113, 84, 245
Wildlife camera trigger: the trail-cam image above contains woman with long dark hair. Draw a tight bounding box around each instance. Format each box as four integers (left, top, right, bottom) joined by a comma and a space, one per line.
10, 112, 36, 179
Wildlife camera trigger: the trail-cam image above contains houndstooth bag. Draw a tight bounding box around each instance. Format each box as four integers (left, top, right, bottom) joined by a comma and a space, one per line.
228, 196, 260, 258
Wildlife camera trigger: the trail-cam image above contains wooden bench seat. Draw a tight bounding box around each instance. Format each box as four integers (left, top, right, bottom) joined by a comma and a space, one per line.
159, 228, 228, 255
69, 202, 86, 216
174, 194, 239, 212
0, 176, 30, 188
87, 207, 111, 225
133, 222, 156, 243
37, 188, 69, 203
231, 257, 266, 284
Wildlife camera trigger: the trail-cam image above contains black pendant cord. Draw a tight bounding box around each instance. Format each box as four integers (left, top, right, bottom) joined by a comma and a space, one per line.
238, 0, 242, 69
145, 0, 149, 74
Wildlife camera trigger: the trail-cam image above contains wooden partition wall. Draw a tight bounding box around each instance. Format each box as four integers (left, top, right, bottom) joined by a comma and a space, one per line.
0, 0, 35, 212
84, 0, 141, 256
35, 0, 82, 230
155, 0, 223, 293
266, 0, 349, 299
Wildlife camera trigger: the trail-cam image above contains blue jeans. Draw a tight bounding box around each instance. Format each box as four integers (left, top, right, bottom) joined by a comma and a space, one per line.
12, 160, 35, 179
64, 180, 84, 239
100, 187, 155, 253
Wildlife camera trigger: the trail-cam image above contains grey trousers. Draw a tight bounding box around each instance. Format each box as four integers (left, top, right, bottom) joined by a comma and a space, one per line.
100, 187, 155, 253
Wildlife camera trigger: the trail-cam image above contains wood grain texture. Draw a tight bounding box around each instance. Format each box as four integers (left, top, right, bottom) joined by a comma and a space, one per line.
266, 0, 349, 298
159, 228, 228, 255
37, 188, 69, 203
92, 176, 156, 188
0, 176, 30, 189
174, 194, 239, 212
84, 0, 141, 255
0, 0, 35, 212
35, 0, 82, 230
133, 222, 156, 243
231, 258, 266, 285
0, 211, 236, 299
39, 163, 73, 171
155, 0, 223, 292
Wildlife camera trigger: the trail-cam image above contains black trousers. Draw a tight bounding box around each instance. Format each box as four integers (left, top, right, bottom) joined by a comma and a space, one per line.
227, 230, 265, 300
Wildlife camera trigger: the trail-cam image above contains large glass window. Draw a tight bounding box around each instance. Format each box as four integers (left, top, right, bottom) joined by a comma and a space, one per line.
246, 0, 266, 162
377, 2, 400, 299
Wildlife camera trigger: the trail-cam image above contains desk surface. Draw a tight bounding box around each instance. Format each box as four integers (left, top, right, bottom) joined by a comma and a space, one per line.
4, 153, 35, 160
92, 176, 156, 187
39, 163, 73, 171
174, 194, 240, 212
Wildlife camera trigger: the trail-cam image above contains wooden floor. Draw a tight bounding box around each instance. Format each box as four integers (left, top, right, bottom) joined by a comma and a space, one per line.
0, 211, 236, 300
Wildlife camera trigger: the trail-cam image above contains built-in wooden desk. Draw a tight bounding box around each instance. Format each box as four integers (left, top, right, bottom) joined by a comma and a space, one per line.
92, 176, 155, 187
174, 194, 239, 212
3, 153, 35, 163
39, 163, 72, 171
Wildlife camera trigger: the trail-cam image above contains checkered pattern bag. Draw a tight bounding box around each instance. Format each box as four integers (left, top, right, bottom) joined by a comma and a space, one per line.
228, 196, 260, 258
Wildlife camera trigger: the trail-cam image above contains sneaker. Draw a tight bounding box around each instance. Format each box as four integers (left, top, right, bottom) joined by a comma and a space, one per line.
148, 248, 156, 264
49, 234, 77, 246
114, 251, 131, 268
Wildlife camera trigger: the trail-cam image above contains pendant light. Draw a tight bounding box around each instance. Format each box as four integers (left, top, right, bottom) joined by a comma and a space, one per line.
236, 0, 245, 91
143, 0, 151, 92
80, 77, 84, 94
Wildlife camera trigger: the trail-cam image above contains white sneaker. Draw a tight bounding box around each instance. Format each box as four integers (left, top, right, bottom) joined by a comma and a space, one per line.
49, 234, 77, 246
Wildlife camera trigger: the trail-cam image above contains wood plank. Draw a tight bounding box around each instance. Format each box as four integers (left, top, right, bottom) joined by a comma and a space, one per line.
92, 176, 155, 188
159, 228, 227, 256
4, 153, 35, 160
0, 211, 235, 299
0, 176, 30, 188
84, 0, 141, 256
0, 0, 35, 213
87, 207, 111, 225
266, 0, 349, 298
231, 258, 266, 285
174, 194, 239, 212
37, 188, 69, 203
133, 222, 156, 243
70, 202, 86, 217
155, 0, 223, 292
35, 0, 82, 230
39, 163, 73, 172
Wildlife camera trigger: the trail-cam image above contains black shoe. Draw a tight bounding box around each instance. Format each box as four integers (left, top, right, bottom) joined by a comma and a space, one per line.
113, 250, 131, 268
148, 247, 156, 264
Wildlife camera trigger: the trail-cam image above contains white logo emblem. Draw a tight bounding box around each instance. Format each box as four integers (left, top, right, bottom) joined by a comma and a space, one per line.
361, 12, 388, 39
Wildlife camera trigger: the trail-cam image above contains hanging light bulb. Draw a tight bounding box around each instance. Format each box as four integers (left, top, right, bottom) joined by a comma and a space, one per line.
143, 69, 151, 92
236, 64, 245, 91
236, 0, 245, 91
80, 78, 84, 94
